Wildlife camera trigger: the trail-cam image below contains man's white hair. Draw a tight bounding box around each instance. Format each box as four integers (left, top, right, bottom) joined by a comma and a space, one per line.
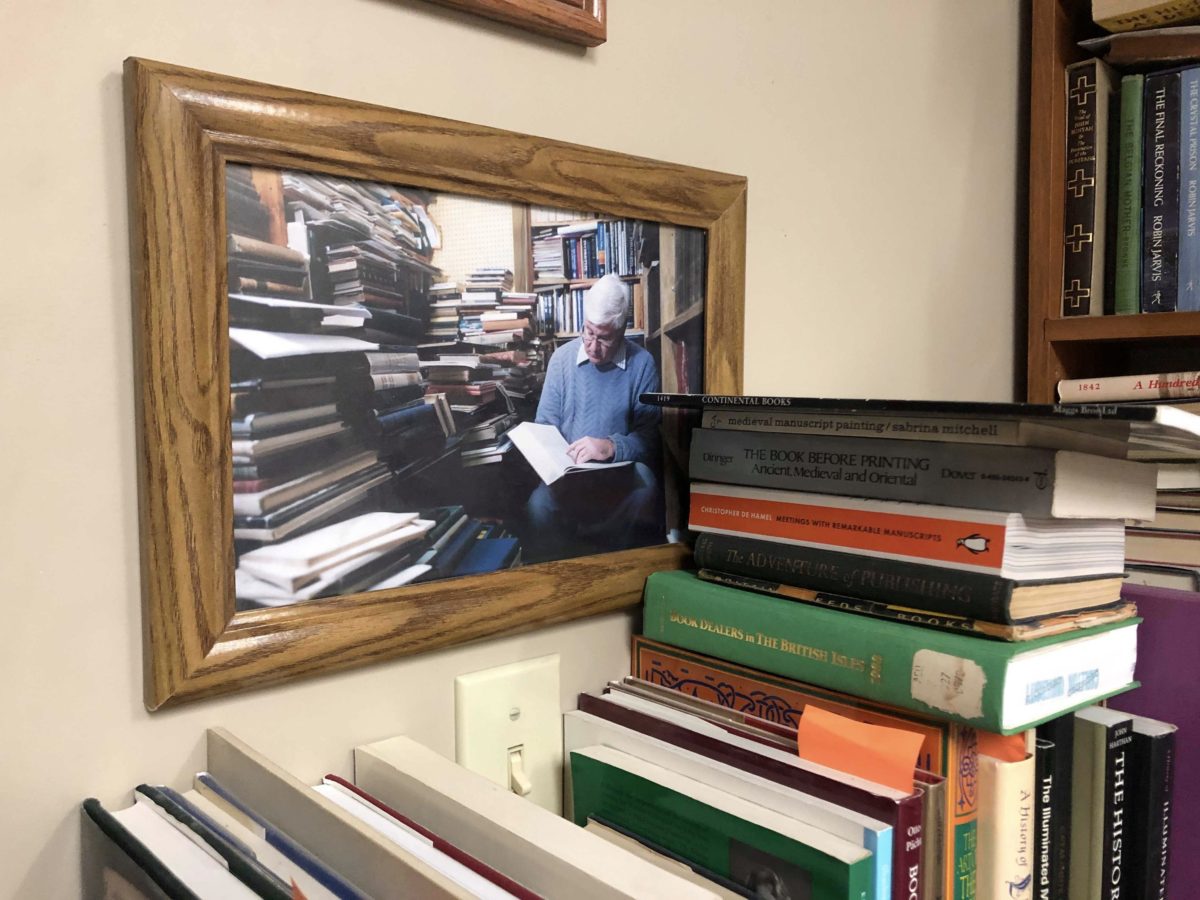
583, 273, 629, 329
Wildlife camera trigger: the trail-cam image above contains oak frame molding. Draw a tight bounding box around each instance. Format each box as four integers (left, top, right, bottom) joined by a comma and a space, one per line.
419, 0, 607, 47
124, 57, 746, 709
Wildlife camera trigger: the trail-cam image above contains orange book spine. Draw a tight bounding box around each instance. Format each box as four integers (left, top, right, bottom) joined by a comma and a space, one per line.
689, 487, 1008, 569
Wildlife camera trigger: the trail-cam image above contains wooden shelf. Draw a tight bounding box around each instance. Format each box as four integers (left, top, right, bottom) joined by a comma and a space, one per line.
1045, 311, 1200, 342
649, 303, 703, 341
1020, 0, 1200, 400
533, 274, 641, 288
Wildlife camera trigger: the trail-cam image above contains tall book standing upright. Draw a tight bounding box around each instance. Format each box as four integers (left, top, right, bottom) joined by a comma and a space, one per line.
1115, 72, 1146, 314
1143, 66, 1183, 311
1107, 582, 1194, 892
1125, 715, 1178, 899
1178, 66, 1200, 310
1069, 706, 1134, 900
1063, 57, 1118, 316
1033, 714, 1075, 899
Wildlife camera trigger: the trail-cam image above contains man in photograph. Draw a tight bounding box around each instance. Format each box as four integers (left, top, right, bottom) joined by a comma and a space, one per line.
525, 273, 663, 558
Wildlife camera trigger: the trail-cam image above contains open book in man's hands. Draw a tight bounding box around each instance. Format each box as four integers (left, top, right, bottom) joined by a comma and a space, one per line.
508, 421, 633, 486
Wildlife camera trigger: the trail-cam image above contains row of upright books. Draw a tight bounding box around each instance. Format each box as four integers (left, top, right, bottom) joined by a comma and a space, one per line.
612, 393, 1196, 899
86, 728, 735, 899
1061, 17, 1200, 316
530, 218, 643, 284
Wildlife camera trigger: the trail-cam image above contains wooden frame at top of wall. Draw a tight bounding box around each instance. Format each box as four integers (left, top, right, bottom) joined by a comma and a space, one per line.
421, 0, 607, 47
124, 57, 745, 709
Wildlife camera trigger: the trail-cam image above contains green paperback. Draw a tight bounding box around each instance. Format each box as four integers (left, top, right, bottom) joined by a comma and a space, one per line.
569, 747, 873, 900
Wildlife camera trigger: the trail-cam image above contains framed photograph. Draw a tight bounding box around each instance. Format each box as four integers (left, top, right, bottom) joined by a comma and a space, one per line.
125, 57, 745, 708
419, 0, 606, 47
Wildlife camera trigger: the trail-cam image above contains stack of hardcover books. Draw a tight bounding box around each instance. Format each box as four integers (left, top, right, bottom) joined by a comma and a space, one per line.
592, 393, 1192, 900
1058, 372, 1200, 589
226, 166, 497, 608
225, 165, 272, 240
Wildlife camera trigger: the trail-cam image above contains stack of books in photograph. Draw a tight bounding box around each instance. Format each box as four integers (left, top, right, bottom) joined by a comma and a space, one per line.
1061, 2, 1200, 315
422, 268, 547, 424
532, 223, 566, 282
593, 393, 1193, 899
85, 729, 723, 899
227, 167, 502, 607
286, 170, 439, 337
225, 166, 272, 241
426, 281, 466, 342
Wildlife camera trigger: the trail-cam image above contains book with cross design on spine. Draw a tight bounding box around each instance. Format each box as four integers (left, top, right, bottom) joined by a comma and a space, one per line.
1063, 57, 1118, 316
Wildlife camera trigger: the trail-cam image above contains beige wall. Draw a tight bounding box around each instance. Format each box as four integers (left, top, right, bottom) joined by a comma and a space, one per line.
0, 1, 1022, 895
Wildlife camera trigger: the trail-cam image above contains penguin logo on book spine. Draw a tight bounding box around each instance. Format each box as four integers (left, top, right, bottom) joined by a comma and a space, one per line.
956, 533, 990, 554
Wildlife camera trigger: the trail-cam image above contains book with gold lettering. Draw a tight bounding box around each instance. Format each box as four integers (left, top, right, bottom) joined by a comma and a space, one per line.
641, 570, 1140, 735
692, 531, 1128, 628
631, 635, 976, 900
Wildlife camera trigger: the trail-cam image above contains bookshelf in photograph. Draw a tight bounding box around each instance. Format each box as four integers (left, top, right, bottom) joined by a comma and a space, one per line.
527, 210, 708, 541
1028, 0, 1200, 401
528, 209, 706, 394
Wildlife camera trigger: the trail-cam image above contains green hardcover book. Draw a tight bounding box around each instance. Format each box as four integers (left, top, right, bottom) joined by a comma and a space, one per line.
1116, 73, 1146, 314
642, 570, 1139, 735
569, 744, 874, 900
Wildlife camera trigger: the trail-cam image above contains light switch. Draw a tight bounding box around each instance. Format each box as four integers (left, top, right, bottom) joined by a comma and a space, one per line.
507, 746, 533, 796
454, 654, 562, 814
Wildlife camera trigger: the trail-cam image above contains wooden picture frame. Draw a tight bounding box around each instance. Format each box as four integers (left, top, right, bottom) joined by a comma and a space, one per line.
124, 57, 745, 709
419, 0, 606, 47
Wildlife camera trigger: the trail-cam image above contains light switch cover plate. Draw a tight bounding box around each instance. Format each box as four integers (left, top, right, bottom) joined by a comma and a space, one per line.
454, 654, 562, 814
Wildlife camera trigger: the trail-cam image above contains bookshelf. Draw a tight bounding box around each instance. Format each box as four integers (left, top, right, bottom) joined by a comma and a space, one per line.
528, 212, 706, 393
1027, 0, 1200, 401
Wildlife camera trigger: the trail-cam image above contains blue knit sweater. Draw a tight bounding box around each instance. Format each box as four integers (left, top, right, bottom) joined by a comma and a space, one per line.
534, 338, 661, 465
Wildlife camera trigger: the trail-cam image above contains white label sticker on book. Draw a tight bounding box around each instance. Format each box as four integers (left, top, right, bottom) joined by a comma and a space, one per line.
910, 650, 986, 719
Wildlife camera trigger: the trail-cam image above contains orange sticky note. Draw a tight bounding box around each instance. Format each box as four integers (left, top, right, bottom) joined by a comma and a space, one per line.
977, 728, 1030, 762
796, 705, 926, 794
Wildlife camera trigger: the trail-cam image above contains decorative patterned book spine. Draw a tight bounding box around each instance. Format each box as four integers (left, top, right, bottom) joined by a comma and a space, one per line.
631, 635, 977, 900
1062, 59, 1116, 317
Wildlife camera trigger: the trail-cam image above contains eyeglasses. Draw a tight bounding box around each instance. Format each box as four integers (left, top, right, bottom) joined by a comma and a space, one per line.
582, 324, 621, 348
